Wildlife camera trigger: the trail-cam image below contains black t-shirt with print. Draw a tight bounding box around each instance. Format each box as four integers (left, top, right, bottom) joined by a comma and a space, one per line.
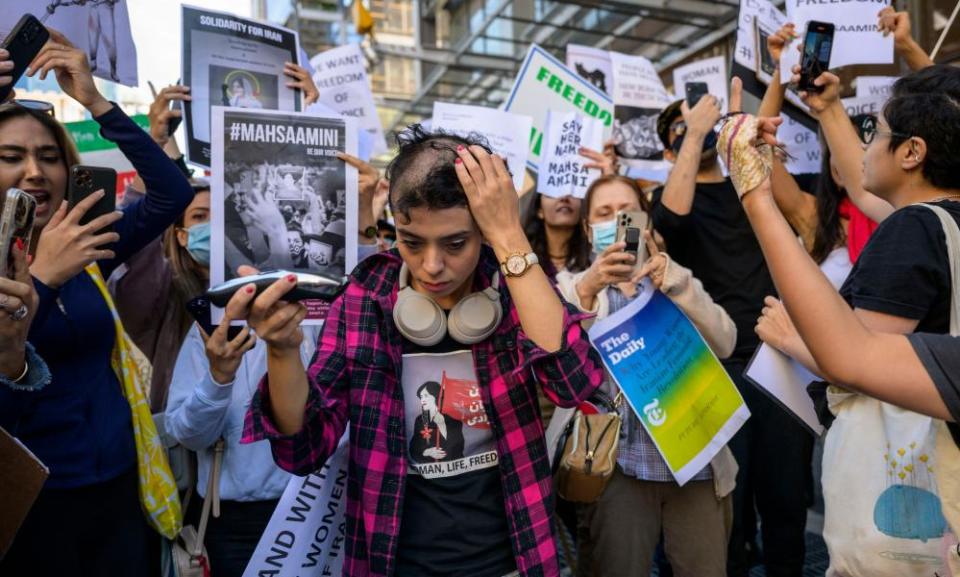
395, 332, 515, 577
839, 201, 960, 333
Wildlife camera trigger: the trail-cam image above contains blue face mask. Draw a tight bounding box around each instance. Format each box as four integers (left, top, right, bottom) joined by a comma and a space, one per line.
185, 222, 211, 266
590, 219, 617, 254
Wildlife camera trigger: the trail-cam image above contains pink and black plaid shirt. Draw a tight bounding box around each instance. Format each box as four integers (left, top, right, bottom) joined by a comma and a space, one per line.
243, 247, 604, 577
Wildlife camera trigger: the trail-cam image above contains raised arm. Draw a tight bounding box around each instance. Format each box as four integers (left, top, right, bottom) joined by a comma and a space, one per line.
658, 96, 721, 216
878, 8, 934, 71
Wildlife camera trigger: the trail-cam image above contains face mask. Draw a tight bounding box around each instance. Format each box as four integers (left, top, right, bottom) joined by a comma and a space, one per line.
671, 129, 718, 155
590, 219, 617, 253
186, 221, 211, 266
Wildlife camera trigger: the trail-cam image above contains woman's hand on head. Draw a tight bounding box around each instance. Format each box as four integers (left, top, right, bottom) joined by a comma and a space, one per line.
0, 242, 39, 378
453, 145, 524, 252
27, 29, 111, 116
30, 190, 122, 288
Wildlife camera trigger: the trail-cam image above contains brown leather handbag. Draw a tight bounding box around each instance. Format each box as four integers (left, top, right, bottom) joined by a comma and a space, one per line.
554, 393, 622, 503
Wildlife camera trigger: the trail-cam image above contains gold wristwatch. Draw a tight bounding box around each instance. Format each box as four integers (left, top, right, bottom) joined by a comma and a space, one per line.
500, 251, 539, 278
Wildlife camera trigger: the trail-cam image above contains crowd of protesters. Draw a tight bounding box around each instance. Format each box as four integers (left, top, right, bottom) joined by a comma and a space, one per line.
3, 6, 960, 577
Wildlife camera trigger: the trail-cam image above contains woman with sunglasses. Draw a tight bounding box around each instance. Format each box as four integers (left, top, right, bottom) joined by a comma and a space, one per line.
0, 30, 193, 577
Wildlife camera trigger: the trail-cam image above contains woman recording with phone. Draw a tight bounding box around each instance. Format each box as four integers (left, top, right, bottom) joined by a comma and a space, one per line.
555, 174, 738, 577
0, 29, 193, 577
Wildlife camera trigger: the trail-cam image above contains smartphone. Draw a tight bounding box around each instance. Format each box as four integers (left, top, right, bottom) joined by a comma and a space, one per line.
615, 210, 650, 267
67, 165, 117, 233
0, 14, 50, 103
685, 82, 709, 109
186, 296, 244, 341
754, 18, 778, 79
0, 189, 37, 278
799, 21, 835, 93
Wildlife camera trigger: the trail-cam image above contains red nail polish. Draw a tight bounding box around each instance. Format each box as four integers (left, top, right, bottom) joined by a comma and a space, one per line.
287, 274, 297, 283
15, 238, 24, 251
457, 145, 464, 151
455, 158, 462, 164
245, 286, 255, 294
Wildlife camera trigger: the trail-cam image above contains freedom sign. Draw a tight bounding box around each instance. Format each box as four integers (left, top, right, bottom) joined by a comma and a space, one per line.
504, 45, 614, 173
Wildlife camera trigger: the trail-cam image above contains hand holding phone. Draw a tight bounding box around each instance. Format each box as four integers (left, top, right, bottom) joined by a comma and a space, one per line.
685, 82, 709, 109
68, 165, 117, 234
186, 296, 243, 341
799, 21, 835, 93
0, 15, 50, 103
616, 210, 650, 269
0, 189, 37, 279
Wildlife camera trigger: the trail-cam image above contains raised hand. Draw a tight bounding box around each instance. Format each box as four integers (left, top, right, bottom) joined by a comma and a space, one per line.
148, 84, 191, 147
199, 307, 257, 385
27, 28, 111, 117
224, 268, 306, 352
578, 241, 636, 301
634, 231, 667, 289
0, 242, 39, 378
767, 23, 797, 65
579, 138, 620, 176
30, 190, 122, 288
284, 62, 319, 106
453, 145, 522, 252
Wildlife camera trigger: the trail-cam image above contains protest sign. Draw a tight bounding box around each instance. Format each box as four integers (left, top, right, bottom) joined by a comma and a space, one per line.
609, 51, 672, 170
182, 5, 301, 167
842, 94, 886, 118
671, 56, 729, 112
781, 0, 894, 82
856, 75, 897, 99
566, 44, 614, 96
431, 101, 532, 193
536, 110, 604, 199
734, 0, 787, 72
779, 112, 821, 175
588, 280, 750, 485
504, 45, 614, 173
242, 436, 349, 577
66, 114, 150, 199
2, 1, 138, 86
210, 107, 357, 325
310, 43, 388, 157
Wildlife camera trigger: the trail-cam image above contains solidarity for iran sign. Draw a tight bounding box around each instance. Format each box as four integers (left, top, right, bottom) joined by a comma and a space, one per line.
504, 45, 614, 173
588, 281, 750, 485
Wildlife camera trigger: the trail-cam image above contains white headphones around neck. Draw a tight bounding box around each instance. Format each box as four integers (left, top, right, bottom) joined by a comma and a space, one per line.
393, 262, 503, 346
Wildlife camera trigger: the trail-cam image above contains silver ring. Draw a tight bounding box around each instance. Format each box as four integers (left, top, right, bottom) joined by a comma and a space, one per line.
10, 304, 28, 322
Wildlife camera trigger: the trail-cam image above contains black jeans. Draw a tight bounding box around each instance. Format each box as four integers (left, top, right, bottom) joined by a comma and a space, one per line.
0, 466, 159, 577
725, 357, 814, 577
185, 496, 280, 577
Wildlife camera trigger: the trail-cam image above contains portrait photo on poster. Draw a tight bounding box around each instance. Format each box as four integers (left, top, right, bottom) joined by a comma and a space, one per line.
210, 107, 358, 324
210, 66, 278, 110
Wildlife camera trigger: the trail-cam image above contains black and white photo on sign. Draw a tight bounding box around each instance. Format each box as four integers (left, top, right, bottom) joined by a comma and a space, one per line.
210, 107, 358, 325
612, 106, 664, 162
3, 0, 139, 86
566, 44, 614, 96
609, 51, 671, 169
181, 5, 301, 167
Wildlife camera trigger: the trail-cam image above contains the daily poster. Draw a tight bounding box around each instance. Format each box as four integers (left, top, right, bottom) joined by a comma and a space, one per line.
609, 51, 672, 171
242, 435, 349, 577
536, 110, 604, 199
588, 281, 750, 485
431, 101, 532, 193
566, 44, 614, 96
781, 0, 894, 82
671, 56, 729, 112
1, 0, 138, 86
210, 107, 358, 325
182, 5, 301, 167
504, 45, 614, 173
310, 43, 388, 156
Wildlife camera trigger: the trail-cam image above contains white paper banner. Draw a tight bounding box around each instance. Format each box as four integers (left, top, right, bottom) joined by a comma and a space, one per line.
781, 0, 894, 82
780, 112, 821, 175
856, 75, 897, 99
503, 45, 614, 173
310, 43, 388, 157
431, 101, 532, 193
566, 44, 614, 96
671, 56, 729, 113
536, 110, 604, 199
609, 51, 671, 170
841, 94, 886, 118
242, 436, 350, 577
2, 1, 138, 86
734, 0, 788, 71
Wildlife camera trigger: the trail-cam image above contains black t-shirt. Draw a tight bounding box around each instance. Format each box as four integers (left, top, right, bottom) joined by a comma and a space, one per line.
395, 332, 515, 577
651, 179, 776, 357
907, 333, 960, 446
839, 201, 960, 333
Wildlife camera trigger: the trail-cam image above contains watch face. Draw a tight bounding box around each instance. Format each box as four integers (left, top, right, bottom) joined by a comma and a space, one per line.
506, 254, 527, 275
